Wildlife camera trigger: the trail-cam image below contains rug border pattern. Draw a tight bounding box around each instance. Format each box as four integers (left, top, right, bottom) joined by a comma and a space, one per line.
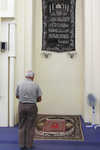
34, 115, 84, 141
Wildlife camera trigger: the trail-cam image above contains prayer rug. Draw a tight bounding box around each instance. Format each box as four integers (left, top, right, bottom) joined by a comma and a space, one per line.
42, 119, 66, 133
34, 115, 84, 141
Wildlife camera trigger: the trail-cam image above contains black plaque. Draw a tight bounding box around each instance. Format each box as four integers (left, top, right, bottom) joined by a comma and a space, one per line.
42, 0, 76, 52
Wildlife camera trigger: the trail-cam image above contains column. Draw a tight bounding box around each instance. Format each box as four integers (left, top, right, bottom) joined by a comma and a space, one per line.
24, 0, 36, 72
8, 23, 17, 127
83, 0, 93, 122
0, 18, 1, 99
92, 0, 100, 124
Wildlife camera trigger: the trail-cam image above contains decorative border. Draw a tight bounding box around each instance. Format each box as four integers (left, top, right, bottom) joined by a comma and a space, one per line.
34, 115, 84, 141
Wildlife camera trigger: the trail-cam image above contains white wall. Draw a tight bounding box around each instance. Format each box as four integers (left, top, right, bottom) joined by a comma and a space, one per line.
82, 0, 100, 123
0, 0, 17, 126
15, 0, 35, 123
16, 0, 35, 80
0, 18, 1, 99
35, 0, 83, 115
0, 19, 9, 126
1, 0, 100, 126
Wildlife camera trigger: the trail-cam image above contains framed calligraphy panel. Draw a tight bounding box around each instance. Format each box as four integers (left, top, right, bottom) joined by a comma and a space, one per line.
42, 0, 76, 52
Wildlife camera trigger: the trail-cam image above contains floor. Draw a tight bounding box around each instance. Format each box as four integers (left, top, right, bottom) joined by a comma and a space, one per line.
0, 116, 100, 150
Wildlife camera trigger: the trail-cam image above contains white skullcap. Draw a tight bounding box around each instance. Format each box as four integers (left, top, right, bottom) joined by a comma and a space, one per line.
25, 70, 35, 78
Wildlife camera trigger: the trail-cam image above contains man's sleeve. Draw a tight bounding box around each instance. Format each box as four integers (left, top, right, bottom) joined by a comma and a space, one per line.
15, 85, 19, 97
37, 85, 42, 97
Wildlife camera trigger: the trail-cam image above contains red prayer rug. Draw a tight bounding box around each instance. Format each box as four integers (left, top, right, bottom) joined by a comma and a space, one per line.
42, 119, 66, 133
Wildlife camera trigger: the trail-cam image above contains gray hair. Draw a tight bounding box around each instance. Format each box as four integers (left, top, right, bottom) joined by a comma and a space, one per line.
25, 70, 35, 78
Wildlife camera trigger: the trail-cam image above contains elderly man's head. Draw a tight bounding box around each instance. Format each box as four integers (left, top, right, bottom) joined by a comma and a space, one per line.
25, 70, 35, 80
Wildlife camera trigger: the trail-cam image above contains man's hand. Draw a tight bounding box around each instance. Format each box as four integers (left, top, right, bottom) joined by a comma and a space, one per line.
37, 96, 42, 102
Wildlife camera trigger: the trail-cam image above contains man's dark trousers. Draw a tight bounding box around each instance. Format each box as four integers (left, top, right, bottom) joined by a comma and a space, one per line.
18, 102, 38, 149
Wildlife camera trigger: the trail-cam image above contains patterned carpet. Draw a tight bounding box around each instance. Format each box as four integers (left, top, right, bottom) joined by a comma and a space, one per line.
34, 115, 84, 141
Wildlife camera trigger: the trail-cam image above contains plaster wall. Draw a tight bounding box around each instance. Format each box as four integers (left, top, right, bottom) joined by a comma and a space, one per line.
0, 0, 17, 126
15, 0, 35, 124
0, 0, 100, 126
0, 0, 83, 126
83, 0, 100, 123
35, 0, 82, 115
0, 19, 9, 126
